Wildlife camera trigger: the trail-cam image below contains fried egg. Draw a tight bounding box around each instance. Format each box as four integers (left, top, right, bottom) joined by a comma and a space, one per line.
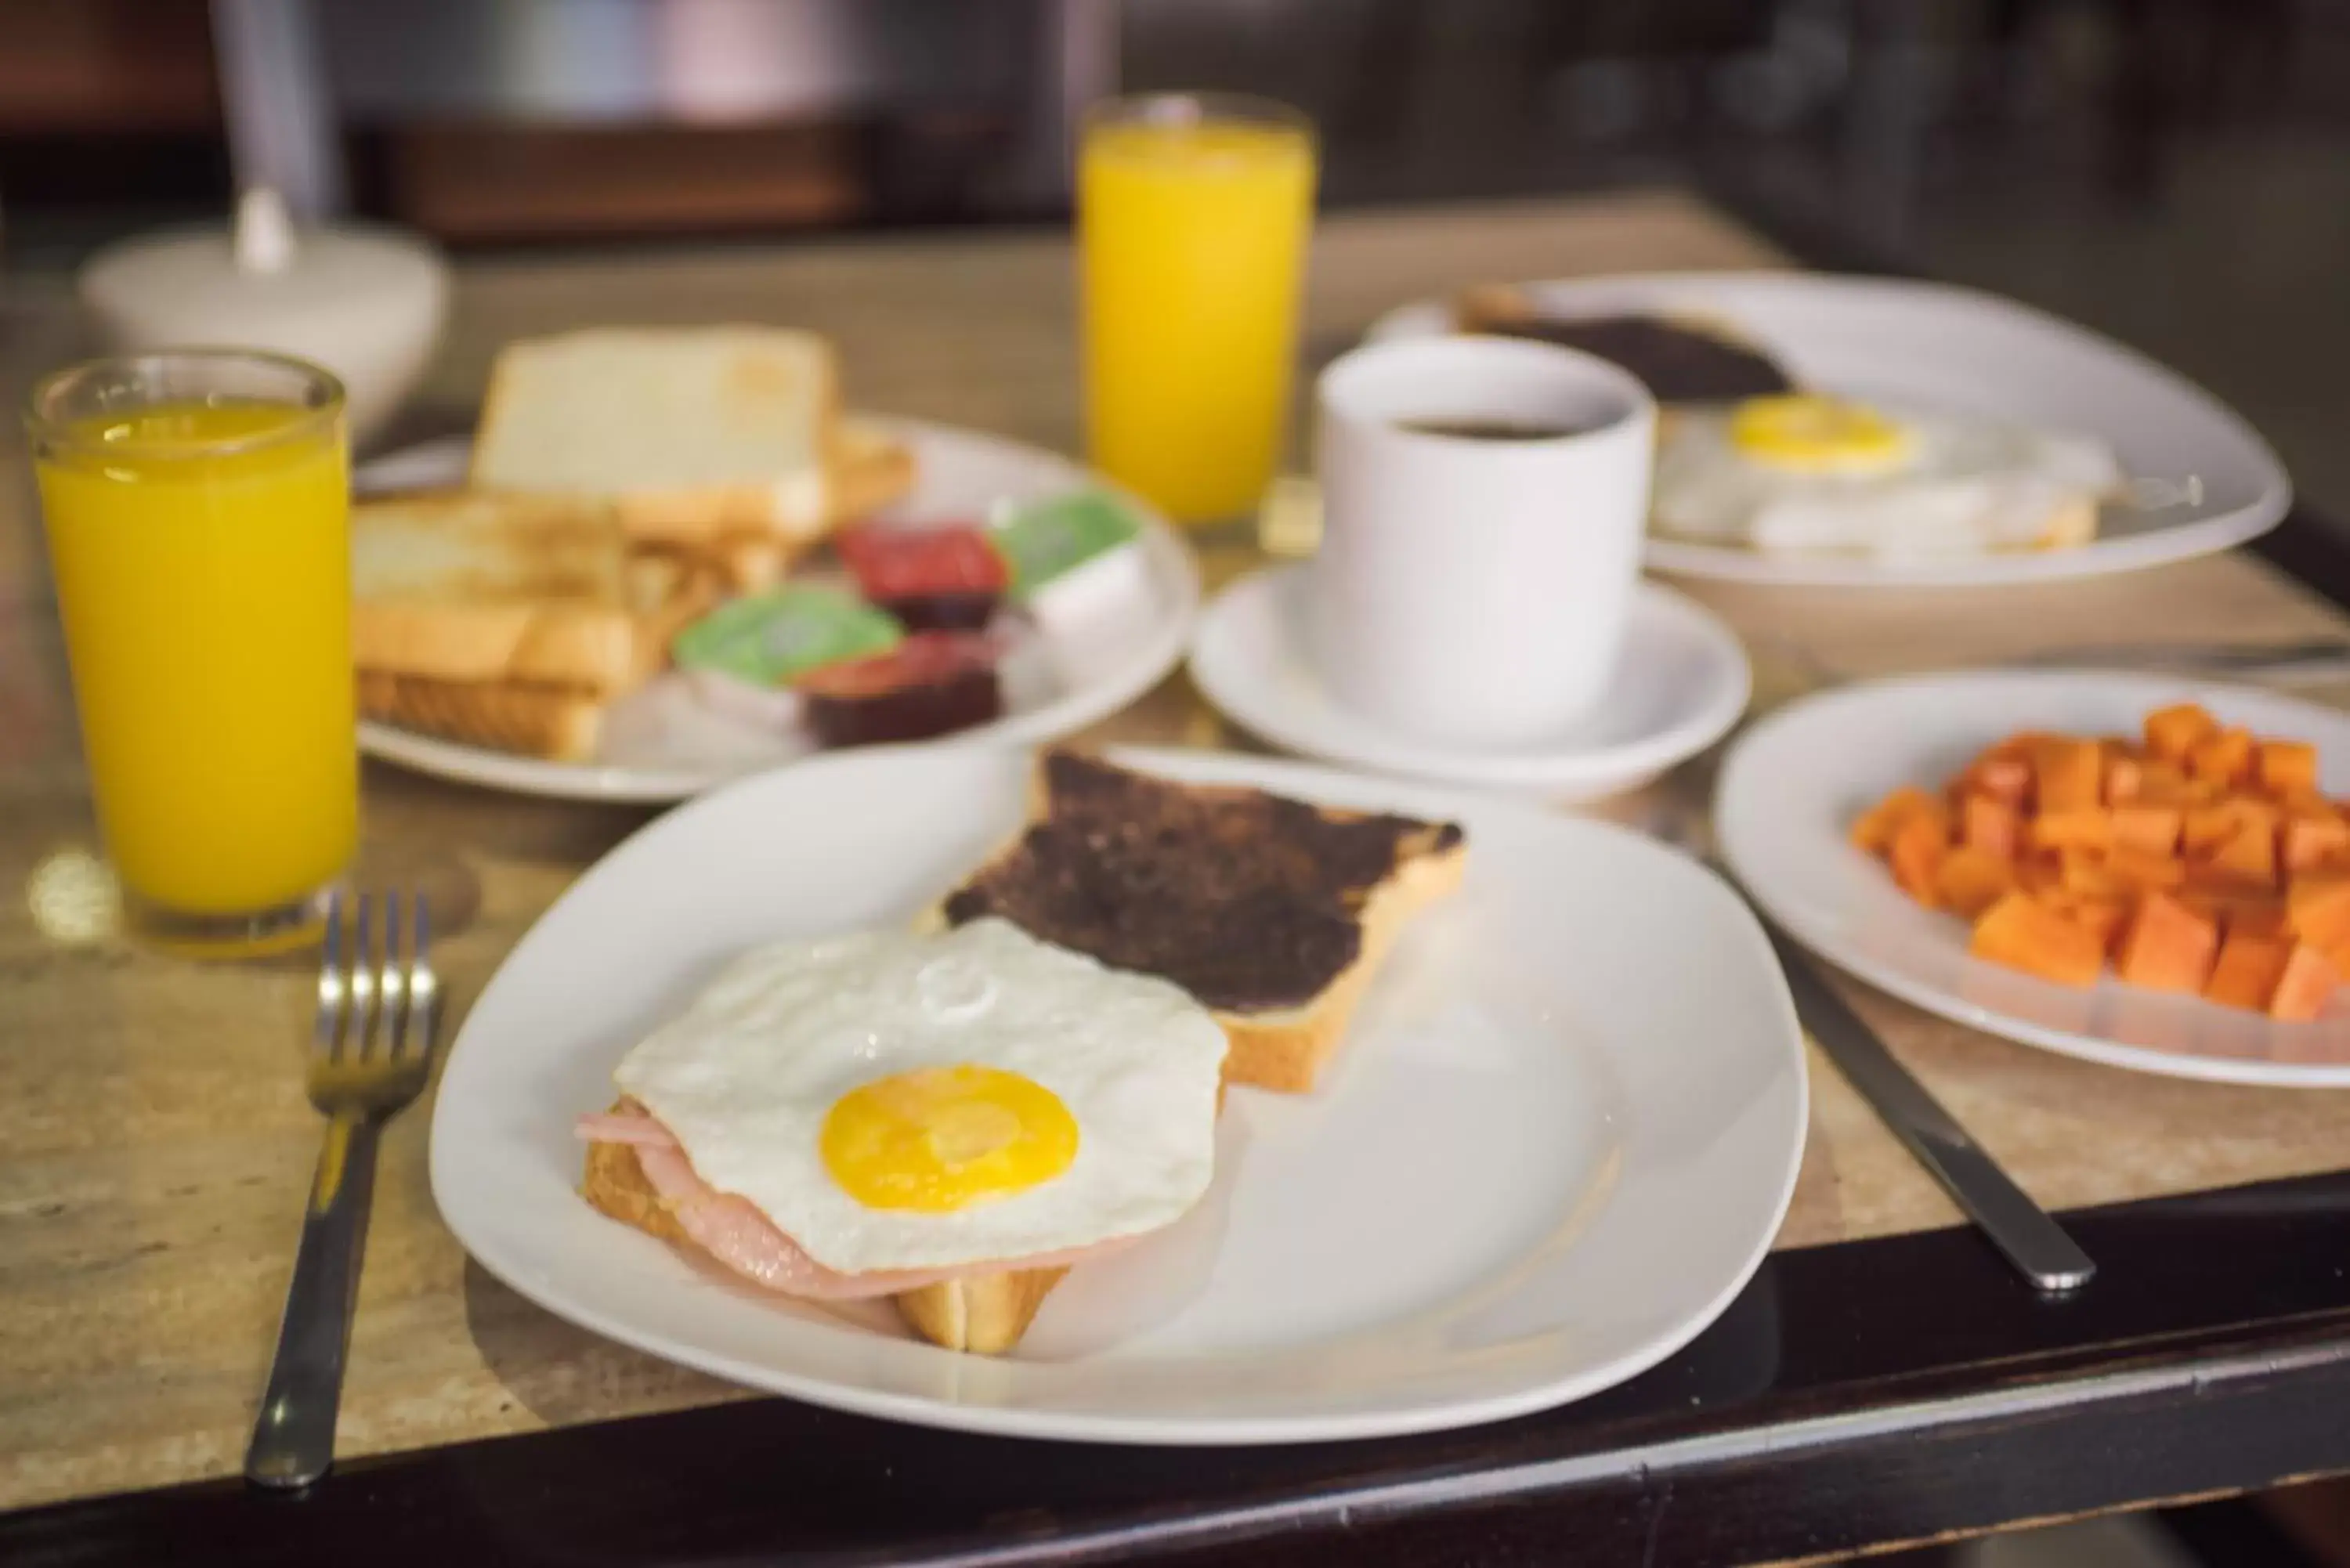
1653, 393, 2124, 560
612, 918, 1227, 1274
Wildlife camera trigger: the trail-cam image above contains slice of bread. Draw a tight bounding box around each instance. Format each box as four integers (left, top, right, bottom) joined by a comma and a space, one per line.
471, 326, 839, 547
1453, 284, 1797, 407
358, 670, 612, 762
352, 492, 717, 695
580, 1115, 1066, 1355
942, 753, 1466, 1093
831, 418, 918, 526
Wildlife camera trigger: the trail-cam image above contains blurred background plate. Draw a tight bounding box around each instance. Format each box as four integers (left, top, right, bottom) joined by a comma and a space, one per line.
1373, 273, 2291, 588
351, 418, 1200, 803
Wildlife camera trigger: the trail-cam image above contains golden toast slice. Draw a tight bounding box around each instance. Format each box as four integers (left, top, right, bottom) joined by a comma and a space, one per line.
942, 752, 1467, 1093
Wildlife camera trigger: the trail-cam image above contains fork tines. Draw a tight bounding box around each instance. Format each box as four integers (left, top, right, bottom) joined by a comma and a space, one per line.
316, 891, 439, 1065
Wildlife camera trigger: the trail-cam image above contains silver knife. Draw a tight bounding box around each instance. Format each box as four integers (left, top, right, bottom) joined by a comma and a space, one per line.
2006, 638, 2350, 682
1762, 919, 2095, 1293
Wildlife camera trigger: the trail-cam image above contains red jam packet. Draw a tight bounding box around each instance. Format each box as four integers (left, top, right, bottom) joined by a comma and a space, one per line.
797, 632, 1003, 747
837, 524, 1007, 601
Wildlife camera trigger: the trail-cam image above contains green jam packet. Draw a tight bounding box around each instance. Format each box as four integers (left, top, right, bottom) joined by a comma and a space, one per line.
671, 587, 903, 687
989, 490, 1142, 598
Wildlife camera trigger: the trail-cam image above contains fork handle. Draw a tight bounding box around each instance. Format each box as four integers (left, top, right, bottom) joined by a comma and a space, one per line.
245, 1109, 381, 1490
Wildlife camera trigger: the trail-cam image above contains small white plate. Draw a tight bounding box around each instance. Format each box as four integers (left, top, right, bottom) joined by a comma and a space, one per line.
430, 745, 1807, 1444
1187, 566, 1749, 799
350, 420, 1201, 803
1718, 670, 2350, 1088
1372, 273, 2291, 588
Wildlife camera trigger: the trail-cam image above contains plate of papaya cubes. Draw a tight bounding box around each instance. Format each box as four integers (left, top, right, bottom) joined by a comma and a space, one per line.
1717, 670, 2350, 1086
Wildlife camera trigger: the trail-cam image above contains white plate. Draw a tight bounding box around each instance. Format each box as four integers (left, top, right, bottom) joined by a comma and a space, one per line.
1719, 670, 2350, 1087
429, 745, 1808, 1443
350, 421, 1201, 802
1188, 565, 1750, 799
1372, 273, 2291, 587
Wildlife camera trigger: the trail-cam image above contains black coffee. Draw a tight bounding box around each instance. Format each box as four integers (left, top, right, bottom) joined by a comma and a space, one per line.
1396, 417, 1589, 441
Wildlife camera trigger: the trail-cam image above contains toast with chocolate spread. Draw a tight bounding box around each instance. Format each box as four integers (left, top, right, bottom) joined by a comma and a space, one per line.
943, 752, 1466, 1092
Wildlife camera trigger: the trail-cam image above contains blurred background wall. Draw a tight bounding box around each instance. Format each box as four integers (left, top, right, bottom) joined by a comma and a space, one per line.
3, 0, 2345, 513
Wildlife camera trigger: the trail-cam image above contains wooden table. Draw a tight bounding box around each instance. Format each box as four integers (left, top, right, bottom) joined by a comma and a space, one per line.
8, 190, 2350, 1566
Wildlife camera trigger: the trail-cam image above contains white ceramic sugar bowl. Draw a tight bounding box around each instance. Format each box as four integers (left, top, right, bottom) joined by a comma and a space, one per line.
78, 188, 447, 446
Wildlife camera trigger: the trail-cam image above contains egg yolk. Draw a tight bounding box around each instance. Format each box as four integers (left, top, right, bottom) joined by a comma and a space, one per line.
1730, 394, 1914, 476
819, 1064, 1079, 1212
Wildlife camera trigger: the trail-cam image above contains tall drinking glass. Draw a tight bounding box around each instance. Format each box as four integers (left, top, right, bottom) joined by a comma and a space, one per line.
1079, 92, 1317, 526
27, 351, 355, 953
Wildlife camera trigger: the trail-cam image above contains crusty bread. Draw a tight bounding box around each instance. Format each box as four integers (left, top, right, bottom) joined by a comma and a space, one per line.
352, 492, 719, 696
471, 326, 838, 545
358, 671, 609, 763
1206, 840, 1463, 1092
580, 1111, 1065, 1355
943, 753, 1467, 1093
830, 418, 918, 526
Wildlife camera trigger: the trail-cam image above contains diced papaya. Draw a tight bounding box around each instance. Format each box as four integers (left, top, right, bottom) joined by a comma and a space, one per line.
2039, 890, 2130, 954
2114, 891, 2220, 995
2269, 943, 2340, 1022
1961, 754, 2032, 807
2134, 758, 2196, 806
2230, 902, 2292, 941
2188, 728, 2255, 787
2034, 739, 2104, 814
1959, 793, 2021, 862
2204, 929, 2294, 1011
2015, 852, 2065, 895
2059, 849, 2130, 900
1887, 813, 1947, 906
2181, 873, 2285, 932
1935, 846, 2018, 918
2287, 874, 2350, 948
2204, 819, 2280, 890
2257, 739, 2319, 796
2104, 753, 2145, 804
1971, 891, 2105, 987
2145, 703, 2218, 763
2184, 797, 2278, 855
2030, 807, 2113, 853
2105, 845, 2186, 891
1851, 786, 1939, 854
2110, 803, 2182, 858
2283, 811, 2350, 874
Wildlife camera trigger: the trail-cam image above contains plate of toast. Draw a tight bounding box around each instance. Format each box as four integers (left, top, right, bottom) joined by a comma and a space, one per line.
352, 327, 1200, 801
431, 746, 1808, 1443
1371, 273, 2289, 587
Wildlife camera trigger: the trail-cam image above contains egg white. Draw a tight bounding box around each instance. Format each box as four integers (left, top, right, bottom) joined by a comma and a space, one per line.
613, 918, 1228, 1274
1653, 402, 2123, 561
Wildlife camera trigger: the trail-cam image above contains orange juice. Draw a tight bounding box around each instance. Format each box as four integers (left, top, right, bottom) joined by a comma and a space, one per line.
1079, 98, 1316, 525
34, 393, 354, 924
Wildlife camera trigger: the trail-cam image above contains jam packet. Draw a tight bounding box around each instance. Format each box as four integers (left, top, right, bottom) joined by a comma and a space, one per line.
671, 587, 903, 688
836, 522, 1007, 632
988, 490, 1151, 638
799, 632, 1003, 748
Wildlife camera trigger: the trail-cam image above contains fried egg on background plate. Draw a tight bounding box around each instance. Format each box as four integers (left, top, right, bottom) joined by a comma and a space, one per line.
1653, 393, 2124, 561
610, 918, 1227, 1274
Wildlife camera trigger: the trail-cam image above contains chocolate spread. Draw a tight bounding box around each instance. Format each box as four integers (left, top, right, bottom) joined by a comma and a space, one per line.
943, 753, 1464, 1013
1476, 313, 1793, 405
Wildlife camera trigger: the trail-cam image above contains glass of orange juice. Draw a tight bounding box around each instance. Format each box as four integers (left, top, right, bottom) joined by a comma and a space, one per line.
27, 351, 355, 955
1079, 92, 1318, 526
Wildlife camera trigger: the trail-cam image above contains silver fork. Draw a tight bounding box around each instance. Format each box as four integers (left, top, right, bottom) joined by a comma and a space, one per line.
245, 891, 443, 1491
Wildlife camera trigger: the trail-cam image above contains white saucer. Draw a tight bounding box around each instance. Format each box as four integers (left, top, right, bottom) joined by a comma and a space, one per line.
1187, 566, 1750, 799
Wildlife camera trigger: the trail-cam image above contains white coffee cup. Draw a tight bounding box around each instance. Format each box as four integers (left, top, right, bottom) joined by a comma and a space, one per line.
1307, 334, 1656, 747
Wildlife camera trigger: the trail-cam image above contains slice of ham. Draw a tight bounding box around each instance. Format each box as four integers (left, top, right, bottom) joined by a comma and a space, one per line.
579, 1103, 1130, 1301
